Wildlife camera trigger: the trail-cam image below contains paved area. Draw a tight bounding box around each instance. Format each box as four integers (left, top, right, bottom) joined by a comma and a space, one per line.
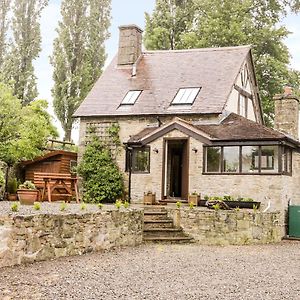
0, 241, 300, 300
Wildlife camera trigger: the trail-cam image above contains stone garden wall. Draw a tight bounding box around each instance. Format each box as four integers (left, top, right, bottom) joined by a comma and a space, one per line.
167, 208, 283, 245
0, 209, 143, 268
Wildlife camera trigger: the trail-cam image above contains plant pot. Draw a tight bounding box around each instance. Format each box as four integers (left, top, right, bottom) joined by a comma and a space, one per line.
144, 193, 156, 205
188, 194, 200, 206
17, 189, 39, 205
224, 200, 261, 209
7, 193, 18, 201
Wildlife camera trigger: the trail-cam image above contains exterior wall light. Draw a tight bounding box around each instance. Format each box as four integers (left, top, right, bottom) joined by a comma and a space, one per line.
192, 147, 198, 153
153, 148, 159, 153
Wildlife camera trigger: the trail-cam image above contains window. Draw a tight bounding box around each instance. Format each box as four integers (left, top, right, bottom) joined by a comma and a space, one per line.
223, 147, 239, 173
172, 88, 201, 105
206, 147, 221, 173
121, 90, 142, 105
238, 94, 247, 117
126, 147, 150, 173
242, 146, 259, 173
204, 145, 290, 175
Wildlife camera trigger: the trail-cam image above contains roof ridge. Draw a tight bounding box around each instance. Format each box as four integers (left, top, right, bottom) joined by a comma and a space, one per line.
143, 45, 251, 55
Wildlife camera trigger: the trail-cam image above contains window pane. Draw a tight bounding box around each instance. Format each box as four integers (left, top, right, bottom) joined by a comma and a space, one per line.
121, 90, 142, 105
223, 147, 239, 173
132, 148, 150, 173
260, 146, 278, 173
172, 88, 200, 104
287, 149, 292, 173
241, 146, 259, 173
206, 147, 221, 173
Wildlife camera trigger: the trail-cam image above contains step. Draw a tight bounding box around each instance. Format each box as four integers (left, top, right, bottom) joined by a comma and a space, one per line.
144, 221, 174, 230
159, 199, 188, 204
144, 215, 170, 222
143, 236, 194, 243
143, 231, 188, 238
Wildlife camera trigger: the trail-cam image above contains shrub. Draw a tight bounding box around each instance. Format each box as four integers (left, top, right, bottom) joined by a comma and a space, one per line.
19, 180, 36, 190
80, 202, 87, 210
115, 200, 122, 210
60, 202, 67, 211
98, 203, 103, 209
123, 201, 130, 209
77, 136, 124, 203
33, 202, 41, 210
189, 202, 194, 209
7, 178, 18, 194
11, 202, 19, 212
176, 201, 182, 209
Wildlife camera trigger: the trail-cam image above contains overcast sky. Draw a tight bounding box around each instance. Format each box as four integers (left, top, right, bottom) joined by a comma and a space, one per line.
34, 0, 300, 141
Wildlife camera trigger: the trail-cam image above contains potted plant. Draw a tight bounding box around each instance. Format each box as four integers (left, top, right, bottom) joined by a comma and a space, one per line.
17, 181, 39, 205
7, 178, 18, 201
188, 191, 200, 206
144, 191, 156, 205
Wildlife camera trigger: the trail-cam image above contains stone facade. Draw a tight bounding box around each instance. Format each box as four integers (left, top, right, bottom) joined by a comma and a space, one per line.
78, 115, 300, 213
118, 25, 143, 66
0, 209, 143, 268
274, 88, 299, 140
167, 207, 283, 245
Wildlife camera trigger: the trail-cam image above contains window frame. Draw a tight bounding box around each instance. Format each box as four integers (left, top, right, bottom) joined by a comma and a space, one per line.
126, 146, 150, 174
121, 90, 142, 105
203, 145, 292, 176
171, 87, 201, 105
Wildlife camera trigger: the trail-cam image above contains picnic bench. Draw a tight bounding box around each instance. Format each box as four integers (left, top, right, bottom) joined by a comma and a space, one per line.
33, 172, 80, 203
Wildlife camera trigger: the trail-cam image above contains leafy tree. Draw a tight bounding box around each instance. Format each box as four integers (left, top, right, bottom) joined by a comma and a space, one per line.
0, 82, 58, 181
2, 0, 48, 105
144, 0, 300, 123
51, 0, 111, 141
144, 0, 195, 50
0, 0, 10, 70
77, 136, 124, 203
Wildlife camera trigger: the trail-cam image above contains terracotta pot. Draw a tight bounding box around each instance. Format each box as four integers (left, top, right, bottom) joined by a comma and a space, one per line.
7, 193, 18, 201
17, 189, 39, 205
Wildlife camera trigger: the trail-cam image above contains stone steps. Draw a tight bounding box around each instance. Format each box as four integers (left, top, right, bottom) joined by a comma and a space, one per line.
143, 207, 193, 243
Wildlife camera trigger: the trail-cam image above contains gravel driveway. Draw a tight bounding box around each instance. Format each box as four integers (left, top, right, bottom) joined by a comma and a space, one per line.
0, 241, 300, 300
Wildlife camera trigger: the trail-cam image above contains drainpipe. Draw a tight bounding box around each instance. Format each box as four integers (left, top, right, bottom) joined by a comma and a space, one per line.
127, 146, 133, 203
156, 116, 162, 127
263, 197, 271, 213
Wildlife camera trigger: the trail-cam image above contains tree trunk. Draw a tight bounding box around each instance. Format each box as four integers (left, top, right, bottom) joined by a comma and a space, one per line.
64, 127, 72, 142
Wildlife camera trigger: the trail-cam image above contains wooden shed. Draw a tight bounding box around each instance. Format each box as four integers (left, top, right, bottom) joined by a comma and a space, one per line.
19, 150, 78, 182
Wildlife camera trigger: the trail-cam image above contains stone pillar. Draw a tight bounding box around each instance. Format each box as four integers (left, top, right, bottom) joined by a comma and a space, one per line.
274, 86, 299, 140
118, 24, 143, 66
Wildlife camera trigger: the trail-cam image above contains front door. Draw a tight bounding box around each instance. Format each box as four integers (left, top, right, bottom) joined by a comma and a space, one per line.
163, 139, 189, 199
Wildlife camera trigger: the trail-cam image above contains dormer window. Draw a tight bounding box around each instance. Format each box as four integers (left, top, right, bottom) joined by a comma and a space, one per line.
121, 90, 142, 105
171, 87, 201, 105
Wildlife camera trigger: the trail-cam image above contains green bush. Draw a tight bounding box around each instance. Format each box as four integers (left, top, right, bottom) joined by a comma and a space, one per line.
7, 178, 18, 194
77, 136, 124, 203
0, 170, 4, 187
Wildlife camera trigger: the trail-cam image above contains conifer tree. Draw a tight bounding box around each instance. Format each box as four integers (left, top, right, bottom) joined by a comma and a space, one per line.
51, 0, 111, 141
3, 0, 47, 105
0, 0, 10, 70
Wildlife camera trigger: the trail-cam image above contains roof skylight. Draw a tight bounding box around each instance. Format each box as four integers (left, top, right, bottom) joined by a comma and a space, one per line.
172, 88, 201, 105
121, 90, 142, 105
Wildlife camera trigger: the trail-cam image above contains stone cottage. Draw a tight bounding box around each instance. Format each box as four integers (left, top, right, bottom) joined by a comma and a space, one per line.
74, 24, 300, 212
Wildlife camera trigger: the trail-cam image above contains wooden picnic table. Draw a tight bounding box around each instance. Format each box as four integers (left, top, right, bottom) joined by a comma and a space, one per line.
34, 172, 80, 203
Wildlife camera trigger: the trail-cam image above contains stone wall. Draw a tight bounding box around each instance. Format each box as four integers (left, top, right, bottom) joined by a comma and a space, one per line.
0, 209, 143, 268
167, 207, 283, 245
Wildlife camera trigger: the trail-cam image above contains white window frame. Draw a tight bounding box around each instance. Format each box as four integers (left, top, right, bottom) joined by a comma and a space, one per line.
171, 87, 201, 105
121, 90, 142, 105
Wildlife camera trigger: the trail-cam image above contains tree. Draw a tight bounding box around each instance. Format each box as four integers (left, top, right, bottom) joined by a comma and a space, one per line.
144, 0, 195, 50
0, 0, 10, 70
144, 0, 300, 123
77, 135, 124, 203
0, 82, 58, 178
51, 0, 111, 141
2, 0, 48, 105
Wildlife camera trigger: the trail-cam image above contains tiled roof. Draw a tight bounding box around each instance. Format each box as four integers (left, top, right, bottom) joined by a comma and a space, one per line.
127, 114, 297, 145
74, 46, 251, 117
197, 113, 286, 141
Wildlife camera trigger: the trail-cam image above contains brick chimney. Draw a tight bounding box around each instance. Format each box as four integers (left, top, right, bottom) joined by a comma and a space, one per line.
118, 25, 143, 66
274, 86, 299, 140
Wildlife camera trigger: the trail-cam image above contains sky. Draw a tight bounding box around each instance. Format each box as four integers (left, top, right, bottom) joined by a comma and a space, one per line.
35, 0, 300, 142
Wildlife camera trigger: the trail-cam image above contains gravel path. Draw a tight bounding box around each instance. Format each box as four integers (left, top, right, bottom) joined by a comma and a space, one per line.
1, 241, 300, 300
